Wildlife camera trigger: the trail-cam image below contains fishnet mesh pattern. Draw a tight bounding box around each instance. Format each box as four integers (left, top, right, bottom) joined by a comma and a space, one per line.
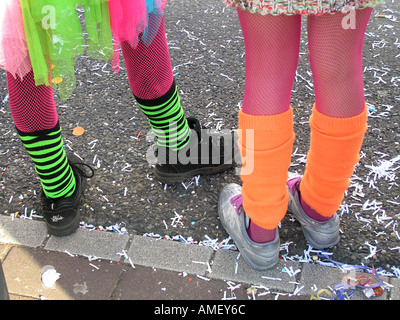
7, 69, 58, 133
307, 8, 372, 118
120, 15, 173, 100
238, 10, 301, 116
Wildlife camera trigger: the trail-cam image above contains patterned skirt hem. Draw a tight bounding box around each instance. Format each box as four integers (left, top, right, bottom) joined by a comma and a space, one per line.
223, 0, 385, 16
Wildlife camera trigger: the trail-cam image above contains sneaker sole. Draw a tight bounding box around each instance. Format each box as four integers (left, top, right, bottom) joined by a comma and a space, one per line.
302, 229, 340, 249
154, 163, 234, 184
288, 209, 340, 249
45, 160, 88, 237
46, 210, 81, 237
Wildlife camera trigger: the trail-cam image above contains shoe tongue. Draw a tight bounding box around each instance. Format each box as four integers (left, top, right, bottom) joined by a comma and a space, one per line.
187, 117, 201, 139
287, 176, 301, 195
230, 194, 243, 215
244, 214, 250, 229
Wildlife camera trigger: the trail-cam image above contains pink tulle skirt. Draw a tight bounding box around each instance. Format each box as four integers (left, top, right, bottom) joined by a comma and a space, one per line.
109, 0, 167, 43
0, 0, 32, 80
108, 0, 168, 73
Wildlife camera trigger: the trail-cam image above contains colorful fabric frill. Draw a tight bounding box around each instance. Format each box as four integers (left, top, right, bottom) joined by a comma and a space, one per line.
224, 0, 385, 16
0, 0, 167, 101
108, 0, 167, 73
19, 0, 113, 101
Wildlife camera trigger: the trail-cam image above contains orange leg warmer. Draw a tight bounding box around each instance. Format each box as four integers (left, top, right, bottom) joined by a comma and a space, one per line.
300, 105, 368, 217
238, 108, 295, 229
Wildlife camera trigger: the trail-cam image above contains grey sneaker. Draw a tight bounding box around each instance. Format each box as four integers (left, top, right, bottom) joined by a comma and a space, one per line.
218, 183, 280, 270
287, 174, 340, 249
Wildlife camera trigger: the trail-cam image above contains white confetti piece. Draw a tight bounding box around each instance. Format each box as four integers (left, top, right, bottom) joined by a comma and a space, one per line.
41, 265, 60, 289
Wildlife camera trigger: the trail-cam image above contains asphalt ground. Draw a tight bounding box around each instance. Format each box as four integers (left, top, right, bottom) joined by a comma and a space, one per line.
0, 0, 399, 278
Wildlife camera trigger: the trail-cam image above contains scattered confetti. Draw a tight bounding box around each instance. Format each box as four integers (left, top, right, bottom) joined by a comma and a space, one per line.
51, 77, 63, 84
72, 126, 85, 136
41, 265, 61, 289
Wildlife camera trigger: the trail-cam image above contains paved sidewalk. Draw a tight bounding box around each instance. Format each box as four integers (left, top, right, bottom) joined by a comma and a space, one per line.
1, 215, 399, 302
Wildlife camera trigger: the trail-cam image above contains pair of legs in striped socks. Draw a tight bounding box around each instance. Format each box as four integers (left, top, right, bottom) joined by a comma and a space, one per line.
219, 8, 373, 270
7, 16, 231, 236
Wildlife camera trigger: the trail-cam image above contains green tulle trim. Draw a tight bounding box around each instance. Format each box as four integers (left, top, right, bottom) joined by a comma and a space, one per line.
20, 0, 113, 101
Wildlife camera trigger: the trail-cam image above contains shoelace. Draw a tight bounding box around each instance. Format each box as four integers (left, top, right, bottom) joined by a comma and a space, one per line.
71, 162, 95, 179
46, 161, 94, 210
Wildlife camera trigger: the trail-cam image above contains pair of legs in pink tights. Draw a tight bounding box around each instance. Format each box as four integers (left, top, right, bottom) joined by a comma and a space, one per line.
236, 8, 373, 243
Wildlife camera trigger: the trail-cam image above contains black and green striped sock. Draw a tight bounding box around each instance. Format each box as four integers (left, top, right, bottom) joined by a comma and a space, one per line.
18, 123, 76, 200
135, 81, 191, 151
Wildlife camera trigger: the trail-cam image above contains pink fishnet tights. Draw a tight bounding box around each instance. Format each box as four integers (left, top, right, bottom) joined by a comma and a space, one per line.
120, 15, 174, 100
238, 10, 301, 116
238, 8, 372, 117
308, 8, 372, 117
7, 70, 58, 133
6, 15, 175, 132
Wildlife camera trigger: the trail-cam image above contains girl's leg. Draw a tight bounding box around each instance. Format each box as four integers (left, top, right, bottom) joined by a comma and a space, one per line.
236, 10, 300, 243
298, 8, 372, 220
120, 15, 190, 151
120, 14, 234, 182
7, 70, 57, 133
308, 8, 372, 118
7, 70, 76, 200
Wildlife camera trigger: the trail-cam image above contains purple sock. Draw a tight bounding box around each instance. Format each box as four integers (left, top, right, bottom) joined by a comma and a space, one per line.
247, 221, 276, 243
288, 177, 333, 222
300, 195, 332, 222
